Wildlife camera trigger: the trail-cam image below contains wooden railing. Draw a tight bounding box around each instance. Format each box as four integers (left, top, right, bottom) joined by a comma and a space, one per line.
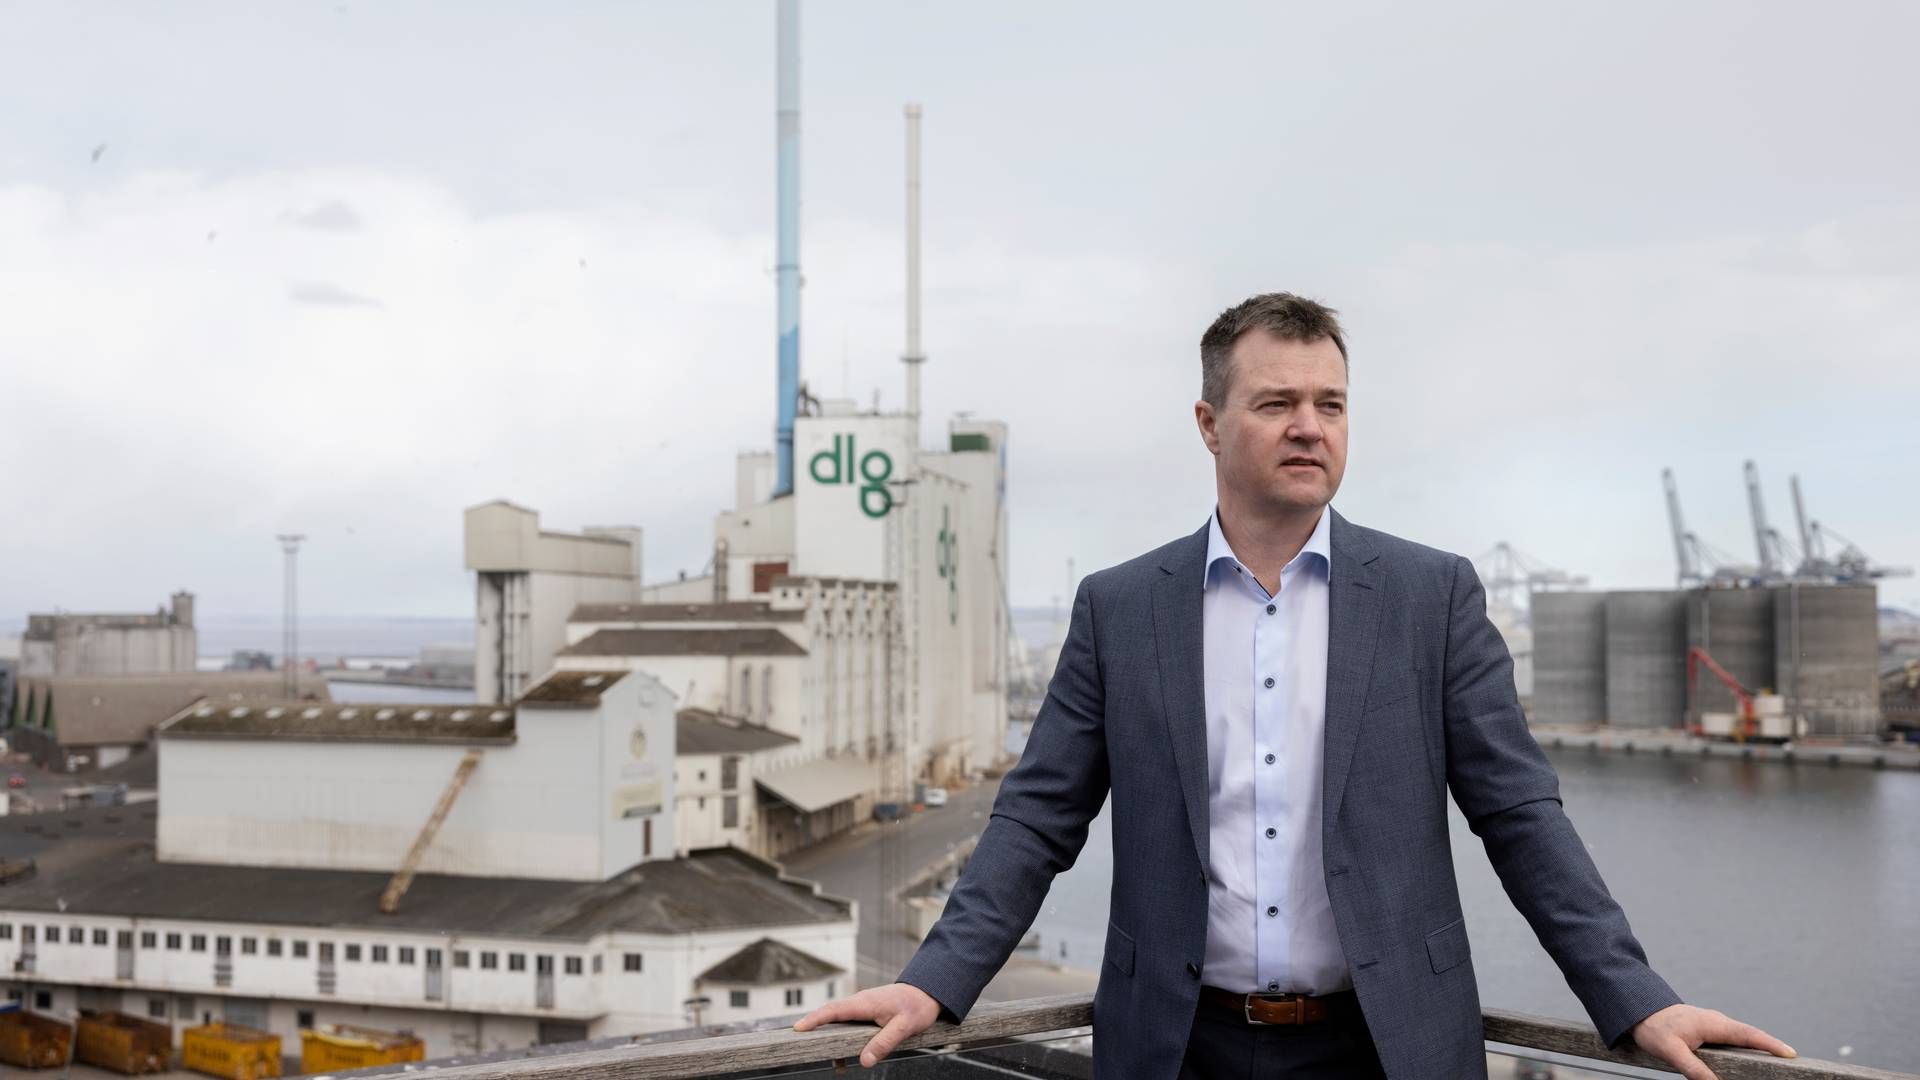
335, 993, 1917, 1080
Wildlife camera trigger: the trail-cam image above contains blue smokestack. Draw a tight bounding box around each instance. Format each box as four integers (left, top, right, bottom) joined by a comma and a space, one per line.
772, 0, 801, 497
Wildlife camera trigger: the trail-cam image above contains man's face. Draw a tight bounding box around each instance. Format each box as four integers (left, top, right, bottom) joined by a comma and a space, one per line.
1195, 329, 1348, 514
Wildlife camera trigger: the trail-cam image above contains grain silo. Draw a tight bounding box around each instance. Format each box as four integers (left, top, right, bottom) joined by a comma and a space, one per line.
1775, 582, 1880, 737
1684, 586, 1776, 724
1531, 591, 1607, 726
1604, 591, 1689, 729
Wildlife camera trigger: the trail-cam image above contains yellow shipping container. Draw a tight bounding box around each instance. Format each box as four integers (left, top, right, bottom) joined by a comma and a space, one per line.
181, 1023, 281, 1080
299, 1025, 425, 1074
0, 1010, 74, 1068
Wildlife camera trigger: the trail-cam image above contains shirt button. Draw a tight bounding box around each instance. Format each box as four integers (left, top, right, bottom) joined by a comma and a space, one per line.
1186, 961, 1202, 978
1266, 603, 1276, 615
1264, 753, 1276, 765
1263, 676, 1275, 689
1266, 906, 1278, 918
1268, 982, 1280, 992
1265, 827, 1277, 839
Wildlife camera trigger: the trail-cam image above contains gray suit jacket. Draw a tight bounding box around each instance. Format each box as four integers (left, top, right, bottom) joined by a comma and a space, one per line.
899, 510, 1681, 1079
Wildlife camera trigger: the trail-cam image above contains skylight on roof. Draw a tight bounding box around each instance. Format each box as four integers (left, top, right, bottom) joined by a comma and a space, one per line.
374, 709, 396, 721
301, 707, 322, 720
488, 710, 510, 723
411, 709, 432, 722
339, 708, 359, 720
449, 710, 471, 722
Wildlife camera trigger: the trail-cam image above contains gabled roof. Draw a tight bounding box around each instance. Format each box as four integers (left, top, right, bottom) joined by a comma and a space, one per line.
697, 936, 844, 985
558, 628, 806, 659
676, 709, 798, 755
519, 669, 628, 707
159, 699, 514, 745
13, 673, 331, 747
0, 805, 851, 938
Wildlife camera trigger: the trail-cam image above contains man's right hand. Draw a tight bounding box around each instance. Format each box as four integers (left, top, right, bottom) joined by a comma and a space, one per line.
791, 982, 943, 1068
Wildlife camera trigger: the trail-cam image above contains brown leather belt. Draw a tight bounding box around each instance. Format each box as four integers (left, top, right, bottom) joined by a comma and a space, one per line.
1198, 985, 1349, 1025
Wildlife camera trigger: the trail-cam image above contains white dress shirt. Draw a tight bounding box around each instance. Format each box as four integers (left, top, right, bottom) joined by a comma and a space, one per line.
1200, 503, 1350, 994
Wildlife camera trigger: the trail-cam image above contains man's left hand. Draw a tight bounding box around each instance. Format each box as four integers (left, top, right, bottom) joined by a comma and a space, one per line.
1629, 1003, 1796, 1080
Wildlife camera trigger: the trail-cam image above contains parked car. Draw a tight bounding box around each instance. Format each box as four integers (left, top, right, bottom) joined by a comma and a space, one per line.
6, 774, 25, 789
923, 787, 949, 807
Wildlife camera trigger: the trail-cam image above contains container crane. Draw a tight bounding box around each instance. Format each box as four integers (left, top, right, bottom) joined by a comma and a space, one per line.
1662, 467, 1758, 586
1786, 472, 1911, 583
1743, 460, 1800, 582
1477, 542, 1587, 613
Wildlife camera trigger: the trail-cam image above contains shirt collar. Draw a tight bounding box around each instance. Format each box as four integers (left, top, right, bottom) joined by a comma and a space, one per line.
1205, 504, 1332, 586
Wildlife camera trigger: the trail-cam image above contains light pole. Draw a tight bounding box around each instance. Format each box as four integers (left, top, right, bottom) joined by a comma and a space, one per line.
276, 534, 306, 697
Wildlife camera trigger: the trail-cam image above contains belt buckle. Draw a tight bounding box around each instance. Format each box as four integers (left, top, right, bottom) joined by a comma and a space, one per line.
1243, 991, 1301, 1026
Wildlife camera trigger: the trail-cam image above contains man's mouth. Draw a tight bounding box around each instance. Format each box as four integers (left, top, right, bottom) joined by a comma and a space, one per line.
1281, 458, 1320, 469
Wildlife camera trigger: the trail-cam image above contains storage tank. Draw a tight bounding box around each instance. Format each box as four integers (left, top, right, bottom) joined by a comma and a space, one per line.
76, 1011, 172, 1075
299, 1025, 424, 1074
0, 1010, 75, 1068
1775, 583, 1881, 738
1530, 592, 1607, 726
1604, 591, 1689, 729
181, 1024, 281, 1080
1685, 587, 1776, 724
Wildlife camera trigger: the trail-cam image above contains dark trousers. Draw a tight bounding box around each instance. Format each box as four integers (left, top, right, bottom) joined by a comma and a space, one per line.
1177, 990, 1388, 1080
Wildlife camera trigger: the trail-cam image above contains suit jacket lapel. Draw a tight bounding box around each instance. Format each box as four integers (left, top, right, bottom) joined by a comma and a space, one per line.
1152, 520, 1212, 879
1322, 508, 1384, 827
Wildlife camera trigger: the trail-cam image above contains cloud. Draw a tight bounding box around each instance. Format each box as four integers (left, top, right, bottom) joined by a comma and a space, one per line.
284, 200, 364, 232
287, 280, 384, 308
0, 168, 1915, 619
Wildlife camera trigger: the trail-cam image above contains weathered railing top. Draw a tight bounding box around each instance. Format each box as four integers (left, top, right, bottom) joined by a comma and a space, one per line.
330, 994, 1914, 1080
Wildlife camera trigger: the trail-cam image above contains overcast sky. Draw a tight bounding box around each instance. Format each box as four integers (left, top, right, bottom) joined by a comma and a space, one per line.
3, 0, 1916, 625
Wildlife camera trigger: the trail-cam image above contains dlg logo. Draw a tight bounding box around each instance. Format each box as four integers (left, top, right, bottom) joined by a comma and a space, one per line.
936, 505, 958, 624
809, 434, 894, 519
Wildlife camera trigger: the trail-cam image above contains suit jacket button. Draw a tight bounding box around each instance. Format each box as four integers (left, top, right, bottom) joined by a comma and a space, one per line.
1186, 961, 1201, 979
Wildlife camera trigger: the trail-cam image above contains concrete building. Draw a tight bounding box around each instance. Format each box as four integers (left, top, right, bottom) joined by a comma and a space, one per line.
0, 668, 856, 1058
157, 670, 674, 880
673, 708, 800, 855
6, 671, 329, 773
1531, 582, 1883, 738
19, 593, 197, 678
555, 580, 900, 857
466, 502, 645, 704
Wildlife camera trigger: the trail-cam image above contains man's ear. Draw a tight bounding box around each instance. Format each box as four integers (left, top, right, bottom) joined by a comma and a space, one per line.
1194, 399, 1220, 454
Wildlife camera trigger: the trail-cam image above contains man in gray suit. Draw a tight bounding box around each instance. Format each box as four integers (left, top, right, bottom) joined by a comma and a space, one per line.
796, 293, 1795, 1079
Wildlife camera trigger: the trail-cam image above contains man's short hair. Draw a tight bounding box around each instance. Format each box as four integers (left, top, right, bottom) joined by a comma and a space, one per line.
1200, 292, 1348, 408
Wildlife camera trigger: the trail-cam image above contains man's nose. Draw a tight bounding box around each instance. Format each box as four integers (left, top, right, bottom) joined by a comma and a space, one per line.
1287, 406, 1324, 443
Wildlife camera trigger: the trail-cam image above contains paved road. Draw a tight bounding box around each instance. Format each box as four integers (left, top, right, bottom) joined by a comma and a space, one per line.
779, 779, 1004, 988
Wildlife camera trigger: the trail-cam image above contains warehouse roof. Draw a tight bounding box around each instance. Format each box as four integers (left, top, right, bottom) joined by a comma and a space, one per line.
697, 937, 843, 986
159, 700, 514, 745
569, 601, 804, 624
12, 673, 332, 747
0, 805, 850, 939
675, 709, 798, 755
558, 628, 807, 659
518, 669, 628, 708
756, 757, 877, 814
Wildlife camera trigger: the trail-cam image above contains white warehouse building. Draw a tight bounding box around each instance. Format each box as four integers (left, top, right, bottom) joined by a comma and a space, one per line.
0, 669, 856, 1058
